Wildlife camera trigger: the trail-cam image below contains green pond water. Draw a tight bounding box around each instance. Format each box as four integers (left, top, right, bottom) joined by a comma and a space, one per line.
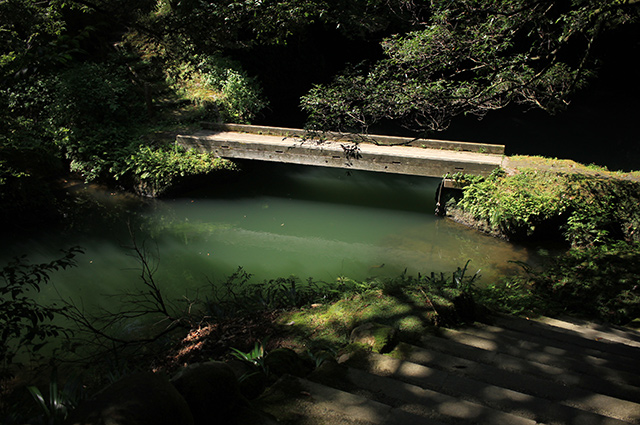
2, 162, 540, 312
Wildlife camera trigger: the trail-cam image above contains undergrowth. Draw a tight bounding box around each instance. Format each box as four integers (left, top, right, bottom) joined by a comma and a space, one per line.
274, 263, 479, 349
478, 241, 640, 325
451, 168, 640, 326
455, 169, 640, 246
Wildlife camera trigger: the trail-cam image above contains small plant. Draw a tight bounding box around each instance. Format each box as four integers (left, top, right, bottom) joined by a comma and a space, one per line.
305, 345, 337, 368
113, 144, 237, 197
230, 340, 269, 378
450, 260, 480, 292
230, 341, 265, 366
27, 368, 84, 425
443, 171, 486, 187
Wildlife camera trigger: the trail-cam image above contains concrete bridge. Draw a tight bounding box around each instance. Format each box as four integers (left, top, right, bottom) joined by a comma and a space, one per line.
176, 123, 505, 180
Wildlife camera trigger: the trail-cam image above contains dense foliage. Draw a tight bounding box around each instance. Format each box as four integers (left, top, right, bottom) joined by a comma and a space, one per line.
0, 247, 82, 378
0, 0, 267, 224
302, 0, 639, 133
531, 241, 640, 323
454, 169, 640, 246
2, 0, 638, 223
2, 1, 640, 422
161, 0, 418, 50
477, 241, 640, 325
453, 169, 640, 325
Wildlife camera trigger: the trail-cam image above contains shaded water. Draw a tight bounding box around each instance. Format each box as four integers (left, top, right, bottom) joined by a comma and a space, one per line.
2, 162, 541, 310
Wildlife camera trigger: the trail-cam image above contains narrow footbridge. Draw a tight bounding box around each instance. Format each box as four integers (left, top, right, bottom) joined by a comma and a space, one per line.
176, 123, 505, 179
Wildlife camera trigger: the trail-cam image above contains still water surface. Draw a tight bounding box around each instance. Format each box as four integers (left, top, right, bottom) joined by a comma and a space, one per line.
2, 162, 540, 310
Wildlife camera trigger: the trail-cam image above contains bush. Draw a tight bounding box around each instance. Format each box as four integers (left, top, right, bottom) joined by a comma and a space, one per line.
113, 144, 237, 197
166, 55, 267, 124
52, 60, 147, 181
479, 242, 640, 325
0, 248, 82, 378
456, 170, 569, 240
562, 175, 640, 247
454, 170, 640, 247
0, 73, 69, 223
530, 242, 640, 324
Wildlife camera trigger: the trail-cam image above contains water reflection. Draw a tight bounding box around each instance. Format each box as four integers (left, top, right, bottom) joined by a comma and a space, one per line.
1, 162, 541, 310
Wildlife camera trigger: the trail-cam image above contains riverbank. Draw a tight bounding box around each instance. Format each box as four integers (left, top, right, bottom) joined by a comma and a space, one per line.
2, 154, 640, 424
445, 159, 640, 245
442, 158, 640, 326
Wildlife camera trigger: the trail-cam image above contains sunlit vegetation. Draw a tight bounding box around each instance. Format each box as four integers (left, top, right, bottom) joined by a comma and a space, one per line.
2, 1, 640, 422
453, 169, 640, 246
0, 0, 269, 225
449, 166, 640, 325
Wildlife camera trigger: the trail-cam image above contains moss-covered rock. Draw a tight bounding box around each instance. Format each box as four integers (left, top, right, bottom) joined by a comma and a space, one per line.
349, 322, 397, 353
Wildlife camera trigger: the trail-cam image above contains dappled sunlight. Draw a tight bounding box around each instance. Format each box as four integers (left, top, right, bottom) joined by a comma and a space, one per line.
437, 401, 476, 418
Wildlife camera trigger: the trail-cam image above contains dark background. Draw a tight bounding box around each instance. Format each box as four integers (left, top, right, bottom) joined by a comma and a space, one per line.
234, 23, 640, 171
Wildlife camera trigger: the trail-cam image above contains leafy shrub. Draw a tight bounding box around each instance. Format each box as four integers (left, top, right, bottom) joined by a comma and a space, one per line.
455, 170, 640, 247
0, 73, 68, 218
166, 55, 267, 124
487, 242, 640, 325
562, 175, 640, 247
52, 60, 146, 181
456, 170, 569, 239
0, 248, 82, 378
113, 144, 237, 197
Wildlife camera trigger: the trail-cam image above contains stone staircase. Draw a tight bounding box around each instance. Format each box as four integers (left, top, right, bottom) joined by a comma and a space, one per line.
254, 315, 640, 424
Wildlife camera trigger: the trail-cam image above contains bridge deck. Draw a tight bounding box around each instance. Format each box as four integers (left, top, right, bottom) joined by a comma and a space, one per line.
177, 126, 505, 178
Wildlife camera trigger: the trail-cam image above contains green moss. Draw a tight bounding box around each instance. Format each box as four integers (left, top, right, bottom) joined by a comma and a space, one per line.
387, 342, 416, 360
370, 325, 395, 353
278, 272, 471, 350
627, 318, 640, 330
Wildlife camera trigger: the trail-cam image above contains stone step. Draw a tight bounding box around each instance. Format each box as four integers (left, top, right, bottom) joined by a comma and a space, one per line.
340, 351, 640, 425
420, 329, 640, 397
309, 360, 537, 425
486, 315, 640, 362
445, 321, 640, 379
255, 315, 640, 425
534, 316, 640, 348
257, 373, 446, 425
393, 340, 640, 413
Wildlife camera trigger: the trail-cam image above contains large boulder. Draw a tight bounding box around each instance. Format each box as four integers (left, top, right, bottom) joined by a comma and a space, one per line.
226, 359, 268, 400
65, 372, 193, 425
170, 361, 243, 425
264, 348, 309, 378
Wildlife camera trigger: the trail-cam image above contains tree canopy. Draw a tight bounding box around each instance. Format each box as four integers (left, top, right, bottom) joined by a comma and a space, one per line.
301, 0, 640, 133
0, 0, 638, 223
